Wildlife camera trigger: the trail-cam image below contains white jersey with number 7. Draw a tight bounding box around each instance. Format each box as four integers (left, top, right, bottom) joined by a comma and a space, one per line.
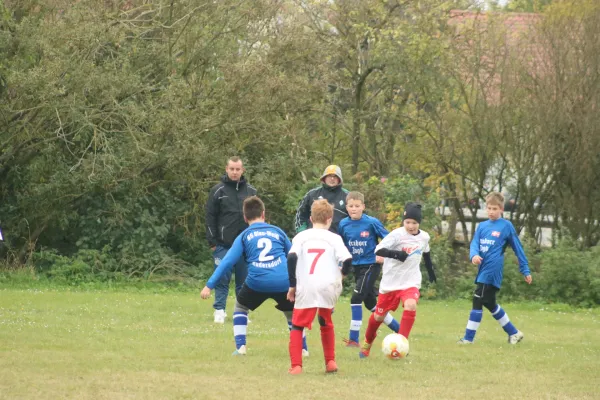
290, 228, 352, 309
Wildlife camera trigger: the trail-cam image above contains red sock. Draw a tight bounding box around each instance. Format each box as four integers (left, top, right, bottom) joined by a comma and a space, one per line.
320, 324, 335, 363
317, 309, 335, 363
365, 313, 383, 344
289, 329, 303, 367
399, 310, 416, 338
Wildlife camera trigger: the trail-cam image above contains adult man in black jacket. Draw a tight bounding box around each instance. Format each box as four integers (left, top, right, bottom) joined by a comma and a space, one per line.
206, 156, 257, 323
294, 165, 349, 234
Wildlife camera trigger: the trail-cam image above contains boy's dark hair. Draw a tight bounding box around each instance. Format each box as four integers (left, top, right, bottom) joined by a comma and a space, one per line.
346, 191, 365, 203
243, 196, 264, 221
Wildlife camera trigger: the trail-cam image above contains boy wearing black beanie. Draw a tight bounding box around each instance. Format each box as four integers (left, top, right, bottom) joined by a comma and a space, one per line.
358, 202, 436, 358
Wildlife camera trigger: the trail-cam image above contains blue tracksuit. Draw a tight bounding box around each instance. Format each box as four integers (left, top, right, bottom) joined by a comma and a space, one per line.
207, 222, 291, 293
469, 218, 530, 289
338, 214, 388, 265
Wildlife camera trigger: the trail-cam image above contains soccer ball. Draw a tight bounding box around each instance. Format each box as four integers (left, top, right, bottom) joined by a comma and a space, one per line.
381, 333, 409, 360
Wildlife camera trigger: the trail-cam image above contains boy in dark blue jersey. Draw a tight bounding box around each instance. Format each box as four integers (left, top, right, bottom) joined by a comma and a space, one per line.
458, 191, 533, 345
337, 192, 401, 347
200, 196, 308, 355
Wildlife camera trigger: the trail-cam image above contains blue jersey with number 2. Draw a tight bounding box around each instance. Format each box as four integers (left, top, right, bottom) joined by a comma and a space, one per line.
206, 222, 292, 292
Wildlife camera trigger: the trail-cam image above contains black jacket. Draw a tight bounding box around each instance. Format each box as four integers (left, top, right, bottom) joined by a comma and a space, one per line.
294, 184, 349, 234
206, 174, 257, 248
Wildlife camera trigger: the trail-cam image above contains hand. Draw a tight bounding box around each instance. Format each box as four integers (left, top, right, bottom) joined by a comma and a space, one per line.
200, 286, 212, 299
396, 250, 409, 262
376, 256, 384, 264
524, 275, 533, 284
287, 287, 296, 302
472, 255, 483, 265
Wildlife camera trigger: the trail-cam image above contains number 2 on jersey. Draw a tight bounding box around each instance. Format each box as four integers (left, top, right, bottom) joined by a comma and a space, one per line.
257, 238, 274, 262
307, 248, 325, 274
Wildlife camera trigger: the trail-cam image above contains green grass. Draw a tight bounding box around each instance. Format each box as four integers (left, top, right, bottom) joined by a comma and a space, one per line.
0, 288, 599, 400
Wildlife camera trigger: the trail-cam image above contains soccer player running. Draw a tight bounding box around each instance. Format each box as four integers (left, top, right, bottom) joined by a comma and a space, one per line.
200, 196, 308, 355
287, 200, 352, 375
458, 191, 532, 345
359, 202, 436, 358
337, 191, 402, 347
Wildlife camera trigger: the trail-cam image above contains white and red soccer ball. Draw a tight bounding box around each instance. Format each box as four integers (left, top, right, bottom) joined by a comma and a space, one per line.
381, 333, 409, 360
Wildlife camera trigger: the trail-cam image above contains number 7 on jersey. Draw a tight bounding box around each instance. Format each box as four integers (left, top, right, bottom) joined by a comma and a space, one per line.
307, 248, 325, 274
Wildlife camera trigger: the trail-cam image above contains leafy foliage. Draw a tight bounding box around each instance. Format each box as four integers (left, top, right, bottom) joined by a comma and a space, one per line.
0, 0, 599, 305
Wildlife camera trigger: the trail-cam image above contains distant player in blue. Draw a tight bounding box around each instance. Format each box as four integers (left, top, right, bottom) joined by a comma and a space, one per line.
458, 191, 532, 345
200, 196, 308, 355
337, 191, 401, 347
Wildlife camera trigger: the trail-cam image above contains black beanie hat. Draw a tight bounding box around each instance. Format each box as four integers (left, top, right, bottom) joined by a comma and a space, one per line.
403, 202, 422, 223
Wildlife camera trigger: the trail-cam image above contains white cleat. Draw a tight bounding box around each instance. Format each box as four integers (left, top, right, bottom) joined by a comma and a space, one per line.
457, 338, 473, 344
213, 309, 227, 324
232, 345, 247, 356
302, 349, 309, 358
508, 331, 524, 344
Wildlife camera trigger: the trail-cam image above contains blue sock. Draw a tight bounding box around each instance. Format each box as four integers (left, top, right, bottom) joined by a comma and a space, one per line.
383, 312, 400, 333
371, 306, 400, 333
302, 330, 308, 351
464, 310, 483, 342
233, 312, 248, 349
349, 304, 362, 342
491, 305, 518, 336
288, 321, 308, 351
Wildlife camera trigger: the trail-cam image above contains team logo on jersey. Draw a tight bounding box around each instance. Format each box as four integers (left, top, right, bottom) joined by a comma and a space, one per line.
318, 196, 323, 199
339, 200, 344, 206
214, 257, 221, 266
492, 231, 501, 237
360, 231, 370, 238
401, 245, 421, 256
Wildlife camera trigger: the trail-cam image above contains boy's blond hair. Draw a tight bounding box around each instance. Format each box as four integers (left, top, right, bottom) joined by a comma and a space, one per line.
485, 191, 505, 208
346, 191, 365, 203
311, 199, 333, 224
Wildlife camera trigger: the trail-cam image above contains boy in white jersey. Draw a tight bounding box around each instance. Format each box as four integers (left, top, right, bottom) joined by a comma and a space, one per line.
287, 199, 353, 375
359, 202, 436, 358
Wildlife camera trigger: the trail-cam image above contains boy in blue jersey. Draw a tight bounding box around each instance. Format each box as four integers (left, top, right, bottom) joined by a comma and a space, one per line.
337, 192, 401, 347
458, 191, 533, 345
200, 196, 308, 355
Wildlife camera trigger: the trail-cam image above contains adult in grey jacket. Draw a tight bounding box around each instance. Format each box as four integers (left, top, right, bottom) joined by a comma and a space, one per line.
294, 165, 349, 234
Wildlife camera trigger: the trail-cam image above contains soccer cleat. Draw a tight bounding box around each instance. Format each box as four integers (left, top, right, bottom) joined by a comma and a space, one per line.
288, 366, 302, 375
302, 349, 309, 358
457, 338, 473, 344
325, 360, 338, 373
213, 309, 226, 324
232, 345, 247, 356
358, 341, 372, 358
508, 330, 524, 344
342, 338, 360, 348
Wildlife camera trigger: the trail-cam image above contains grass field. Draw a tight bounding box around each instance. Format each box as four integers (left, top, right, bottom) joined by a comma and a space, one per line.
0, 288, 599, 400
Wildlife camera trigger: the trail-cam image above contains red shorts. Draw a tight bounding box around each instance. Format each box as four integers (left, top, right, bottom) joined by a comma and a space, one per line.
292, 308, 333, 330
373, 287, 420, 317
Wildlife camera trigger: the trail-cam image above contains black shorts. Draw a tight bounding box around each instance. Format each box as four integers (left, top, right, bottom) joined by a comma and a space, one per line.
236, 283, 294, 312
353, 264, 381, 297
473, 283, 499, 307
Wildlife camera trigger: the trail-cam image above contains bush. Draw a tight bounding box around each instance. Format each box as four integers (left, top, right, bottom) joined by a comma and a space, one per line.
533, 240, 600, 307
